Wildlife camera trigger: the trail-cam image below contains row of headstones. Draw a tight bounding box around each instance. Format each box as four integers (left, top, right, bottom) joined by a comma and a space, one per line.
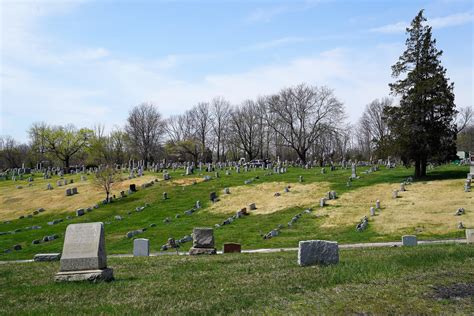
46, 223, 474, 282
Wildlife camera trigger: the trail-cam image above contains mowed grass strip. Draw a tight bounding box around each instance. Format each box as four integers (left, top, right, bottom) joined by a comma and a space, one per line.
0, 244, 473, 314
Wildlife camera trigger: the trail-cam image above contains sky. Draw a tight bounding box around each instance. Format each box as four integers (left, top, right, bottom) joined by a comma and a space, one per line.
1, 0, 473, 142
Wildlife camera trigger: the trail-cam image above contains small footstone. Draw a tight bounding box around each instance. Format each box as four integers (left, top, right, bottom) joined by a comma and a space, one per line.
34, 253, 61, 262
223, 243, 241, 254
402, 235, 417, 246
298, 240, 339, 266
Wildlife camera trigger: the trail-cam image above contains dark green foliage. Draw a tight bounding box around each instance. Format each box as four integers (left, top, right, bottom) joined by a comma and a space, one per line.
385, 10, 457, 178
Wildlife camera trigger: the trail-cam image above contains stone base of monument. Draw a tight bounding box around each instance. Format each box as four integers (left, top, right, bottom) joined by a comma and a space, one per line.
55, 268, 114, 282
188, 247, 216, 255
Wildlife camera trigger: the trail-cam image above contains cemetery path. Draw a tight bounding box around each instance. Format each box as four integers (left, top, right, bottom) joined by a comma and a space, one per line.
0, 238, 467, 264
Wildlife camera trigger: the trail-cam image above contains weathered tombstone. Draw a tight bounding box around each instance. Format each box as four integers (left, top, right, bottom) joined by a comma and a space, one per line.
76, 209, 85, 217
402, 235, 417, 246
46, 183, 53, 190
298, 240, 339, 266
466, 229, 474, 244
376, 200, 381, 209
163, 192, 168, 200
370, 207, 376, 216
400, 183, 405, 192
65, 188, 72, 196
299, 175, 303, 182
248, 203, 256, 210
55, 222, 114, 282
223, 187, 230, 194
195, 200, 201, 209
129, 184, 136, 192
351, 163, 357, 179
189, 228, 217, 255
223, 243, 241, 253
320, 198, 326, 207
133, 238, 150, 257
209, 192, 217, 202
34, 253, 61, 262
392, 190, 398, 199
72, 187, 78, 194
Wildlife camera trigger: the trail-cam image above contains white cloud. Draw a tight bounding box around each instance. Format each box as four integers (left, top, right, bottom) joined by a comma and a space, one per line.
370, 12, 474, 33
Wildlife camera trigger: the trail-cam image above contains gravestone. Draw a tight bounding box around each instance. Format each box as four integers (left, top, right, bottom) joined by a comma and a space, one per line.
223, 243, 241, 253
133, 238, 149, 257
189, 227, 216, 255
65, 188, 72, 196
210, 192, 217, 202
400, 183, 405, 192
320, 198, 326, 207
402, 235, 417, 246
392, 190, 398, 199
248, 203, 256, 210
298, 240, 339, 266
55, 222, 113, 282
129, 184, 137, 192
351, 163, 357, 179
376, 200, 381, 209
370, 207, 375, 216
34, 253, 61, 262
466, 229, 474, 244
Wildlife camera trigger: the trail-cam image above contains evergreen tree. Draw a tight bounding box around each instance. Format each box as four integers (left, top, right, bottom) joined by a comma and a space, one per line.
385, 10, 457, 178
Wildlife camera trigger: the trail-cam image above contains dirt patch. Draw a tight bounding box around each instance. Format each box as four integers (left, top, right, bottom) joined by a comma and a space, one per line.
432, 283, 474, 299
320, 179, 473, 235
171, 177, 206, 186
0, 175, 158, 220
208, 182, 331, 215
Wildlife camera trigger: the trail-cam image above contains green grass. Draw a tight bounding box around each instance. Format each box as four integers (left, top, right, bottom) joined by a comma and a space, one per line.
0, 164, 469, 260
0, 244, 473, 314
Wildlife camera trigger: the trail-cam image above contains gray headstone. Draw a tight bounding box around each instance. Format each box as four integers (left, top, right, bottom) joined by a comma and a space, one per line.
402, 235, 417, 246
133, 238, 149, 257
192, 228, 214, 248
59, 222, 107, 271
298, 240, 339, 266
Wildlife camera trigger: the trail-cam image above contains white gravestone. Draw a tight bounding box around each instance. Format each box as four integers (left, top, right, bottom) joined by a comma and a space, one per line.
466, 229, 474, 244
133, 238, 150, 257
55, 222, 113, 282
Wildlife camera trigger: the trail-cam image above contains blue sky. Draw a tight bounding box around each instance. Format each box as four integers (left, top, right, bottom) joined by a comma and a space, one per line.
1, 0, 473, 142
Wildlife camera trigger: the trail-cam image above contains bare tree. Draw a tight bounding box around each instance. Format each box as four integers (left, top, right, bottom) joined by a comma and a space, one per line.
191, 102, 211, 160
125, 102, 165, 166
210, 97, 231, 161
93, 165, 121, 202
230, 100, 261, 160
266, 84, 344, 163
456, 106, 473, 134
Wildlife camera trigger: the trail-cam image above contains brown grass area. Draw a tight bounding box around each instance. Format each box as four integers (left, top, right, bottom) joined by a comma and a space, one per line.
320, 179, 473, 234
171, 177, 206, 186
0, 175, 158, 220
208, 182, 331, 215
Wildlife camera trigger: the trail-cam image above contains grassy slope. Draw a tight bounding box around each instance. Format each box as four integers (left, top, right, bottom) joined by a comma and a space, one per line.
0, 244, 473, 314
0, 164, 469, 260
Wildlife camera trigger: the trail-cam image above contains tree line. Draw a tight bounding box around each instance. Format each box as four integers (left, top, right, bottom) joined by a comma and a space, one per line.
0, 10, 471, 178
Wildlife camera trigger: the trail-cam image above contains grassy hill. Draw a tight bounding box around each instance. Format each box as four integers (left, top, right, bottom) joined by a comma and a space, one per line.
0, 164, 471, 260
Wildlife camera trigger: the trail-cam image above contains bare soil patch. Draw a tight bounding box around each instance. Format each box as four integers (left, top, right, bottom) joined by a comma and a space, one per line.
208, 182, 331, 215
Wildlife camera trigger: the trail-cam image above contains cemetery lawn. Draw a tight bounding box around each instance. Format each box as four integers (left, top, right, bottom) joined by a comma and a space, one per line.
0, 243, 473, 314
0, 164, 471, 260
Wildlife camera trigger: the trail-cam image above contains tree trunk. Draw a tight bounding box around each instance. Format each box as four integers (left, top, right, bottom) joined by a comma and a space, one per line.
421, 158, 427, 177
414, 158, 421, 179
